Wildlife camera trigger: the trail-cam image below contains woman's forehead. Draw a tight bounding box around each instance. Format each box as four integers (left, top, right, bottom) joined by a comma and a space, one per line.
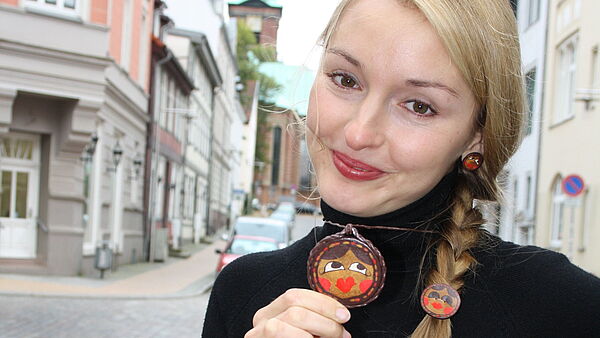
327, 0, 474, 104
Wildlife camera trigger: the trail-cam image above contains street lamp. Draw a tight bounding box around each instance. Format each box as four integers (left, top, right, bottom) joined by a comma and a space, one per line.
81, 133, 99, 163
132, 152, 143, 179
110, 141, 123, 171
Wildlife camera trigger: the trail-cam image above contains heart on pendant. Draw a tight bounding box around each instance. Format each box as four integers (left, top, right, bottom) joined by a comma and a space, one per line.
336, 277, 355, 293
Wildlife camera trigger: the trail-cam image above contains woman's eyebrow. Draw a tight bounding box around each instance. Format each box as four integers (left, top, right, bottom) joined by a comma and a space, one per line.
327, 48, 361, 68
405, 79, 460, 98
327, 48, 459, 98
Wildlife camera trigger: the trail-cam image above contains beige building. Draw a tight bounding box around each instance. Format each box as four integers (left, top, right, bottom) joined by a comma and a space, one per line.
536, 0, 600, 275
0, 0, 152, 275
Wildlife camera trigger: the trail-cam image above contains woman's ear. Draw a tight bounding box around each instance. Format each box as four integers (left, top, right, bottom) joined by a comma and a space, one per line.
462, 130, 483, 157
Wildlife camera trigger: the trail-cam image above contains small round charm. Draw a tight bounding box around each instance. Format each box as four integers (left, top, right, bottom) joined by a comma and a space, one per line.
307, 224, 386, 308
420, 283, 461, 319
462, 152, 483, 171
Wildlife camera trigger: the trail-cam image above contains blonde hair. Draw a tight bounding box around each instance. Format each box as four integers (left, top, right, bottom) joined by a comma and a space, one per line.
318, 1, 525, 337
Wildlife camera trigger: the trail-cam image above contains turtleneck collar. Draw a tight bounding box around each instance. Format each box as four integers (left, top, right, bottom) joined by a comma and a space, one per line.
321, 169, 457, 227
317, 169, 458, 254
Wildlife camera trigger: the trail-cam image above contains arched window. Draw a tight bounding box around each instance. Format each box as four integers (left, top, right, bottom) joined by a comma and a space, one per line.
550, 178, 565, 248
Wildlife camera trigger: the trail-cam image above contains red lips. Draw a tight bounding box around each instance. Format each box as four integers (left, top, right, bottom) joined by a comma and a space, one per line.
332, 151, 385, 181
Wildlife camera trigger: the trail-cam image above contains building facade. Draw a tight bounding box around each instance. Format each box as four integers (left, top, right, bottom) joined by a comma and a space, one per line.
165, 0, 246, 233
536, 0, 600, 275
146, 15, 195, 256
0, 0, 153, 275
228, 0, 282, 51
164, 28, 223, 244
498, 0, 548, 245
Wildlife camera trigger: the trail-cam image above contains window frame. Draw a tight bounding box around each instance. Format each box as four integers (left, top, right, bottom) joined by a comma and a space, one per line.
24, 0, 80, 18
553, 34, 578, 125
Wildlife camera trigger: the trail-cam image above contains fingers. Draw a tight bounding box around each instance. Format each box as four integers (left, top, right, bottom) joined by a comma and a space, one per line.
246, 315, 351, 338
276, 305, 351, 338
253, 289, 351, 326
245, 318, 313, 338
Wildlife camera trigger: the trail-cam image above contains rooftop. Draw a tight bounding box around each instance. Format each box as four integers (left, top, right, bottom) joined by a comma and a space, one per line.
228, 0, 282, 8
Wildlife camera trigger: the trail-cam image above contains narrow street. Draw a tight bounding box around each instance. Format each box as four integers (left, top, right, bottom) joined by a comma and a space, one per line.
0, 214, 323, 338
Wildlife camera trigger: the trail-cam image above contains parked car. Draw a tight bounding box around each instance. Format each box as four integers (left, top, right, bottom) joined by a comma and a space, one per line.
233, 216, 290, 248
270, 202, 296, 238
275, 202, 296, 216
215, 235, 278, 273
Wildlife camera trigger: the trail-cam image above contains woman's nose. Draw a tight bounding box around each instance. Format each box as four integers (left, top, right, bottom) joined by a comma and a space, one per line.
344, 103, 386, 151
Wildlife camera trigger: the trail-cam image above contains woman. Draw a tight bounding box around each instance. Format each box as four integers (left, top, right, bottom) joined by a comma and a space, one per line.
203, 0, 600, 337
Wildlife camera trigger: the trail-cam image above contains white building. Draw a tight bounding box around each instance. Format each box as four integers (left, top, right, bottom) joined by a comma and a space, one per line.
165, 28, 223, 244
536, 0, 600, 275
498, 0, 548, 245
165, 0, 247, 232
0, 0, 151, 275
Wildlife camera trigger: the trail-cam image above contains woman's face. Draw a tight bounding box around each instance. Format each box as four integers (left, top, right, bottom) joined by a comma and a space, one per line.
307, 0, 482, 217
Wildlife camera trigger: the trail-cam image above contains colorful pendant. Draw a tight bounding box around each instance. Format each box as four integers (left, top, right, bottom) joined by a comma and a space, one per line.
420, 283, 461, 319
307, 224, 386, 308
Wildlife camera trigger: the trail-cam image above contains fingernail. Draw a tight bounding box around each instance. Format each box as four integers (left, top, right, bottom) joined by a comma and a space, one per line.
342, 329, 352, 338
336, 308, 350, 322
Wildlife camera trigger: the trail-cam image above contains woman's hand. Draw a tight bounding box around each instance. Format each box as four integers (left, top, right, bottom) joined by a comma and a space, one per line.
245, 288, 352, 338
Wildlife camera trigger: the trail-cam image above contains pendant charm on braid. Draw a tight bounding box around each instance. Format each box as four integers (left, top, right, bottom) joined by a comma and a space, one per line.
307, 224, 386, 308
420, 283, 461, 319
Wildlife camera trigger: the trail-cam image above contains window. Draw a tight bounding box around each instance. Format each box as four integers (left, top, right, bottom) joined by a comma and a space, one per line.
528, 0, 540, 27
26, 0, 79, 16
82, 158, 93, 243
138, 5, 149, 85
550, 179, 565, 248
554, 36, 578, 124
271, 127, 282, 186
525, 68, 536, 135
578, 190, 591, 252
526, 173, 532, 212
121, 0, 133, 71
591, 46, 599, 90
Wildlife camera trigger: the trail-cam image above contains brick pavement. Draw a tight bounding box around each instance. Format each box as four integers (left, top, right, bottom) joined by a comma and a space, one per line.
0, 293, 210, 337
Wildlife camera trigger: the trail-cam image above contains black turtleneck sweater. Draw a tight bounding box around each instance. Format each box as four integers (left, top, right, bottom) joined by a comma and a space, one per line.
202, 174, 600, 337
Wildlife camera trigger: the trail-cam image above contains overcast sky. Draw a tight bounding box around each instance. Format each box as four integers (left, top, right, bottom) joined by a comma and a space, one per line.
276, 0, 341, 70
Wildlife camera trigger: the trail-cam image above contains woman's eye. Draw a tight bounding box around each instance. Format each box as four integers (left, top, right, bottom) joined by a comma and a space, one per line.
404, 100, 437, 116
324, 261, 345, 273
348, 262, 368, 275
328, 72, 360, 89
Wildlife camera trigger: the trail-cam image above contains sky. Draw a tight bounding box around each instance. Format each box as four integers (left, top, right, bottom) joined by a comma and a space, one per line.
275, 0, 342, 70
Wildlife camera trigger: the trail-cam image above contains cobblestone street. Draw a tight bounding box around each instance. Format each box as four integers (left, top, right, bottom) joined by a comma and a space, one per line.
0, 293, 210, 338
0, 215, 321, 338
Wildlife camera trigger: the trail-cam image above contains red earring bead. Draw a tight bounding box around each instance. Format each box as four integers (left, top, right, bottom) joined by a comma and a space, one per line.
462, 152, 483, 171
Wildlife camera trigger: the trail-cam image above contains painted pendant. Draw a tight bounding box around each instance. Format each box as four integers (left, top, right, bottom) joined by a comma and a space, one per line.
307, 224, 386, 308
420, 283, 461, 319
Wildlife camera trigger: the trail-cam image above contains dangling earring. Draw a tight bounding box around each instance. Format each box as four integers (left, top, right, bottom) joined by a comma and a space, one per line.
462, 152, 483, 171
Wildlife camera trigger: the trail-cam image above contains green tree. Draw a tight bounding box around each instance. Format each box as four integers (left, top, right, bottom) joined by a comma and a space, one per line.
236, 21, 281, 107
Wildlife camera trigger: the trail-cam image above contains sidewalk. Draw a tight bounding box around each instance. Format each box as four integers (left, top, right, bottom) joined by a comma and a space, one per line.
0, 238, 226, 300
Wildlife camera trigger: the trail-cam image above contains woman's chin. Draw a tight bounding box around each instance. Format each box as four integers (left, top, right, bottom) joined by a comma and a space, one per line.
320, 190, 379, 217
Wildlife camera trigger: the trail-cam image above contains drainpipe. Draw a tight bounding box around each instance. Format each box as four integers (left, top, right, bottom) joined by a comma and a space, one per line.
204, 87, 220, 238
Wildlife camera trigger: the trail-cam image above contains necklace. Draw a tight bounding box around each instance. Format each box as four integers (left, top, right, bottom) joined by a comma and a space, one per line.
307, 221, 439, 308
307, 221, 460, 319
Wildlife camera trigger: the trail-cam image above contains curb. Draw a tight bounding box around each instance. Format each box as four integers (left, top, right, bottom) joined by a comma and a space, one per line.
0, 274, 215, 301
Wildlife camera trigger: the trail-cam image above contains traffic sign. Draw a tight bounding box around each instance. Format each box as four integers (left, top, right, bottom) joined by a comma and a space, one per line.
562, 175, 585, 197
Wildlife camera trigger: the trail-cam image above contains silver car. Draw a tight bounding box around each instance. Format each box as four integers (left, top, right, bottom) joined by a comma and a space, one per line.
233, 216, 290, 248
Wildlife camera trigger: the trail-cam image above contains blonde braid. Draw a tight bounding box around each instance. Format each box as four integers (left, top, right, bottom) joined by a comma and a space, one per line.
411, 179, 484, 338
